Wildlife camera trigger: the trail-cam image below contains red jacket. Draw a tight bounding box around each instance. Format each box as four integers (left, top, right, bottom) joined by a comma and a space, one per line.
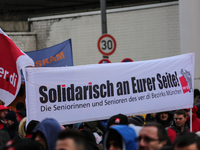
187, 113, 200, 132
0, 121, 4, 129
25, 134, 32, 138
168, 122, 190, 144
15, 110, 26, 122
16, 112, 23, 122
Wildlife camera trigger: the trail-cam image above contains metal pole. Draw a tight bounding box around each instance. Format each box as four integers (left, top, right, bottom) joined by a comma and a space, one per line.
190, 108, 192, 132
100, 0, 108, 59
101, 0, 107, 34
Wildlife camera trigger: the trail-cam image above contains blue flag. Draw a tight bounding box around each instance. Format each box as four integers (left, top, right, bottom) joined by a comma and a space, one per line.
25, 39, 73, 67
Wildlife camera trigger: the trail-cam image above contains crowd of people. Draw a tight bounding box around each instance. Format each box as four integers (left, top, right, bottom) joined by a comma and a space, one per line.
1, 89, 200, 150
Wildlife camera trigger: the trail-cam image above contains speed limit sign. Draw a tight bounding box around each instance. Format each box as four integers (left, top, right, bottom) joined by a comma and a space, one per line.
97, 34, 116, 56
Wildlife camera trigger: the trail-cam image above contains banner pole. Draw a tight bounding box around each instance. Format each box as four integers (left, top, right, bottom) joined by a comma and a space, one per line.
190, 108, 192, 132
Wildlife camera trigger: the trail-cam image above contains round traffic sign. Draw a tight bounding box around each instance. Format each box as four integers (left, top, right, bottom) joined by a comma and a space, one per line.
98, 59, 111, 64
97, 34, 116, 56
121, 58, 133, 62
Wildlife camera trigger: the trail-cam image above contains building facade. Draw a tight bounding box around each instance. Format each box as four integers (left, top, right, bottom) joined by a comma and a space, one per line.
5, 1, 200, 89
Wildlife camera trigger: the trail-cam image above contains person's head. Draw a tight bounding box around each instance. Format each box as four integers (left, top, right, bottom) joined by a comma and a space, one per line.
138, 122, 168, 150
159, 112, 169, 121
184, 105, 198, 119
15, 102, 25, 111
173, 132, 200, 150
106, 129, 122, 150
0, 105, 8, 120
128, 115, 144, 126
184, 109, 190, 119
34, 131, 47, 150
174, 109, 187, 128
26, 120, 40, 135
3, 138, 44, 150
107, 114, 128, 129
194, 89, 200, 99
79, 129, 100, 149
32, 118, 62, 150
104, 125, 137, 150
4, 111, 17, 127
194, 89, 200, 104
55, 129, 88, 150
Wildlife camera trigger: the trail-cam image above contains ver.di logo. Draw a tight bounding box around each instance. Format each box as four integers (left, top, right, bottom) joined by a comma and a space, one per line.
179, 69, 192, 93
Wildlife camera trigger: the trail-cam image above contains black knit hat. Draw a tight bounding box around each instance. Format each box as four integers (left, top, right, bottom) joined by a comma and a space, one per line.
26, 120, 40, 134
128, 116, 144, 126
16, 102, 25, 110
107, 114, 128, 128
5, 111, 17, 122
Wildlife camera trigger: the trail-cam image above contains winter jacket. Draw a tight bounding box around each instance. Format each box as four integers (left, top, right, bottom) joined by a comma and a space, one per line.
195, 102, 200, 119
18, 117, 26, 138
186, 106, 200, 132
15, 110, 26, 122
167, 121, 190, 144
187, 115, 200, 132
0, 121, 4, 129
32, 118, 62, 150
104, 125, 137, 150
2, 121, 19, 139
0, 130, 10, 149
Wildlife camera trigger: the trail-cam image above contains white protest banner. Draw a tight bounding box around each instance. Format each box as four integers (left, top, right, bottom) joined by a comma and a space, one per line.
25, 53, 194, 125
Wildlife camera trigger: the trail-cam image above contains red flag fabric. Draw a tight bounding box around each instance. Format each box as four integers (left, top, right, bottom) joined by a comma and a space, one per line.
0, 28, 34, 106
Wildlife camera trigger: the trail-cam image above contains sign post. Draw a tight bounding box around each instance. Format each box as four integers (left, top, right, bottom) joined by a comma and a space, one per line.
100, 0, 108, 59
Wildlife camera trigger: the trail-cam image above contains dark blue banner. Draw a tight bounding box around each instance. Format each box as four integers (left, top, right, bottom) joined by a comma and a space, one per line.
21, 39, 73, 83
25, 39, 73, 67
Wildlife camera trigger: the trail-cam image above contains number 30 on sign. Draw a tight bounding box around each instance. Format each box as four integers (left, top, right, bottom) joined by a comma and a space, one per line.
97, 34, 117, 56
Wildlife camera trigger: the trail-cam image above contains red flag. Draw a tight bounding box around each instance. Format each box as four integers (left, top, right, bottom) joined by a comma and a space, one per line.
0, 28, 34, 106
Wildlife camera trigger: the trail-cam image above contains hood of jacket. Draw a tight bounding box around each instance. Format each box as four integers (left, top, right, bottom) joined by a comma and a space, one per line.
156, 111, 173, 127
32, 118, 62, 150
187, 113, 198, 122
186, 105, 198, 122
104, 125, 137, 150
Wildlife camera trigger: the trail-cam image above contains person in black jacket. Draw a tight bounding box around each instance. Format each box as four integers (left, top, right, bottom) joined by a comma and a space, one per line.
2, 111, 19, 139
